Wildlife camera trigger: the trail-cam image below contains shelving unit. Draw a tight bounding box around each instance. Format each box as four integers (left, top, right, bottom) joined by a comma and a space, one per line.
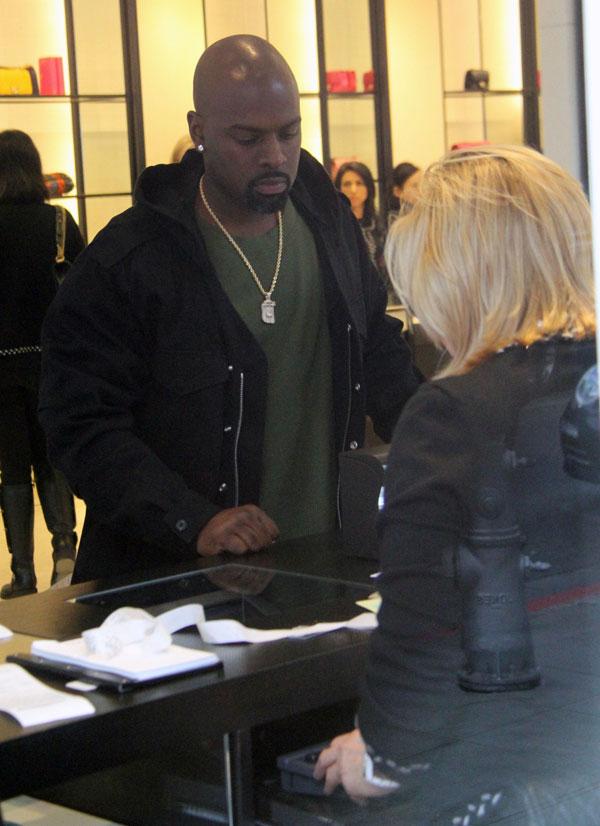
3, 0, 541, 242
314, 0, 392, 209
0, 0, 145, 242
438, 0, 539, 151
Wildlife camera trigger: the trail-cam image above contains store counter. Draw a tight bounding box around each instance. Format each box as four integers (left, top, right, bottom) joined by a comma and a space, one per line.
0, 533, 375, 825
3, 530, 600, 825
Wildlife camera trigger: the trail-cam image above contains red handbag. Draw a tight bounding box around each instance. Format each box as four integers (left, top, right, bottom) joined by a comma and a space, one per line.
326, 70, 356, 93
363, 70, 375, 92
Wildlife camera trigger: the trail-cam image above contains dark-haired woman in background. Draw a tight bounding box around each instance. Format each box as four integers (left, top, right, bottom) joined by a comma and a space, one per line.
387, 161, 421, 226
0, 129, 84, 597
334, 161, 388, 289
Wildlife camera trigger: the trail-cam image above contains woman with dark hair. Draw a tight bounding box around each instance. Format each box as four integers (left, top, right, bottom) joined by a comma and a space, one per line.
387, 161, 421, 224
0, 129, 84, 597
334, 161, 388, 286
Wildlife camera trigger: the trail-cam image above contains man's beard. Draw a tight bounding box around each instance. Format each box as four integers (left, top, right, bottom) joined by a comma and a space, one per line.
245, 172, 291, 214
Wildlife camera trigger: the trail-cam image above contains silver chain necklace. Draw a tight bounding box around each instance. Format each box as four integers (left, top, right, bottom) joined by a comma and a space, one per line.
199, 176, 283, 324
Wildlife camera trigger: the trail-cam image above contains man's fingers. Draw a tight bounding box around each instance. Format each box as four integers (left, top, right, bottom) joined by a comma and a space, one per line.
240, 505, 279, 542
196, 506, 279, 556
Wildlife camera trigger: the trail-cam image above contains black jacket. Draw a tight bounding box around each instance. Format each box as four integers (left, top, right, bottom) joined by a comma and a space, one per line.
0, 202, 83, 388
358, 339, 600, 801
40, 149, 421, 582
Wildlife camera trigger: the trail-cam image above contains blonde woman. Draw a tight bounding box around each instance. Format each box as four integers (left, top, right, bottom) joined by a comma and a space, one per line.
315, 146, 598, 809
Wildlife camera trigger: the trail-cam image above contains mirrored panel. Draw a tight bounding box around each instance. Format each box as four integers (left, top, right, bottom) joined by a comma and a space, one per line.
268, 0, 319, 93
72, 0, 125, 95
79, 101, 131, 195
444, 96, 486, 148
481, 0, 522, 90
85, 195, 132, 241
328, 97, 377, 179
204, 0, 266, 44
439, 0, 480, 91
484, 94, 524, 143
322, 0, 373, 84
300, 96, 323, 162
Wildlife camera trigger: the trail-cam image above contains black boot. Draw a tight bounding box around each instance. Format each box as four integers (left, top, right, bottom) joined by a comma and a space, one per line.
34, 468, 78, 586
0, 483, 37, 599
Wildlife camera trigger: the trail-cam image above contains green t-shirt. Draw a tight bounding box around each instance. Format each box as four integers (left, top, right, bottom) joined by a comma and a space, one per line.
199, 200, 337, 540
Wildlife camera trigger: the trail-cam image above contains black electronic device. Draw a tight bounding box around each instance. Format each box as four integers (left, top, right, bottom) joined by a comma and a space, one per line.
338, 444, 389, 559
7, 651, 222, 693
7, 652, 139, 692
277, 742, 341, 797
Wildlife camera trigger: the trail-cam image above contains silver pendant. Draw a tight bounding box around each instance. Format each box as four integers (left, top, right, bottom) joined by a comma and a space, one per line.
261, 298, 276, 324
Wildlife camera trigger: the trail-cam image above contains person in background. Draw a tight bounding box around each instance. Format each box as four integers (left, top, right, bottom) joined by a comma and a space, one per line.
170, 134, 195, 164
387, 161, 421, 225
39, 36, 421, 584
315, 145, 597, 807
334, 161, 387, 284
0, 130, 84, 597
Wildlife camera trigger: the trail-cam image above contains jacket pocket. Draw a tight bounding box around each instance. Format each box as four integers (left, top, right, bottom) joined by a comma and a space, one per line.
153, 350, 229, 396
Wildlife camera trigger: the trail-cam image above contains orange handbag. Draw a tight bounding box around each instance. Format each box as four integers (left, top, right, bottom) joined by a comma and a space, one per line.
0, 66, 39, 95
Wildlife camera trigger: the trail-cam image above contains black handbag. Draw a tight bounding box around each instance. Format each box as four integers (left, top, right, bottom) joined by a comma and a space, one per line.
464, 69, 490, 92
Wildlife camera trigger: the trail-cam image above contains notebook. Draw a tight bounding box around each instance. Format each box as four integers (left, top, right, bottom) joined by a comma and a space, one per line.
31, 637, 220, 682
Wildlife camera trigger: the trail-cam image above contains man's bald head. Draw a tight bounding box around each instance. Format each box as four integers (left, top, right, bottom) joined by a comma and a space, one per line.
193, 35, 298, 115
187, 35, 302, 223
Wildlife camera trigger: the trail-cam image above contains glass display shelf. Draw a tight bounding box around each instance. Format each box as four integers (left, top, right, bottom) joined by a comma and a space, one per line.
0, 94, 126, 102
444, 89, 525, 98
326, 92, 375, 98
75, 563, 374, 630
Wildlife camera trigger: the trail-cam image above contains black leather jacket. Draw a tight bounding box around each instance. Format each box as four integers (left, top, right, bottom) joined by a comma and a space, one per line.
40, 149, 421, 582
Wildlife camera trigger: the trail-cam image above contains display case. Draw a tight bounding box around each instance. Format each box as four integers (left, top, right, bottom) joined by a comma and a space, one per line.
0, 0, 145, 242
315, 0, 392, 207
438, 0, 539, 150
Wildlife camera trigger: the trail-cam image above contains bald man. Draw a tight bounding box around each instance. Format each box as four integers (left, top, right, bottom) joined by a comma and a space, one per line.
39, 36, 421, 584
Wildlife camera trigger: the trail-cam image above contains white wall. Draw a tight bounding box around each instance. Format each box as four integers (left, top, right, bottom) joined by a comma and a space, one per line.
136, 0, 205, 168
385, 0, 445, 170
537, 0, 584, 181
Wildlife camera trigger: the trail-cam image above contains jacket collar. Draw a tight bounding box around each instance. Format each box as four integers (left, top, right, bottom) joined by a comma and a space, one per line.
133, 148, 339, 235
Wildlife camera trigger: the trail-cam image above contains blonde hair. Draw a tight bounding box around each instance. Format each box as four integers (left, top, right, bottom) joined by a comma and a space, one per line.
385, 144, 595, 378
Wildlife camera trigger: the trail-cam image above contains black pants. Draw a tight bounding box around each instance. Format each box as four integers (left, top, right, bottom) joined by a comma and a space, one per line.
0, 383, 50, 485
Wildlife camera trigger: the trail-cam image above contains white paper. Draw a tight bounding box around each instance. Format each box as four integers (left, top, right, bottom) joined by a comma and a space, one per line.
31, 637, 220, 681
80, 604, 206, 658
199, 611, 377, 645
0, 664, 94, 727
0, 624, 12, 640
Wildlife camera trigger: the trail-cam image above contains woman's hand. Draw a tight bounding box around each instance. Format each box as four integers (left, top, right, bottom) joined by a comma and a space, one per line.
313, 729, 396, 803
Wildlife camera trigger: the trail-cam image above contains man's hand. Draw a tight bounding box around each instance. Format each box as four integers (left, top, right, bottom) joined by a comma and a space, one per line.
314, 729, 395, 803
196, 506, 279, 556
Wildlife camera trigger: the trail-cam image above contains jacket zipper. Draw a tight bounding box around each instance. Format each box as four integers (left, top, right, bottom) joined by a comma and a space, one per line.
336, 323, 353, 525
233, 371, 244, 506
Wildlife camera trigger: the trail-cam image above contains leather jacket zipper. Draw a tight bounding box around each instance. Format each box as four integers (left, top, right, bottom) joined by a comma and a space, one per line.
336, 322, 353, 524
233, 371, 244, 506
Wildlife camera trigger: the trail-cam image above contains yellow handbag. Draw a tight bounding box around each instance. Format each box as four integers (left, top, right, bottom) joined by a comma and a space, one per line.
0, 66, 39, 95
